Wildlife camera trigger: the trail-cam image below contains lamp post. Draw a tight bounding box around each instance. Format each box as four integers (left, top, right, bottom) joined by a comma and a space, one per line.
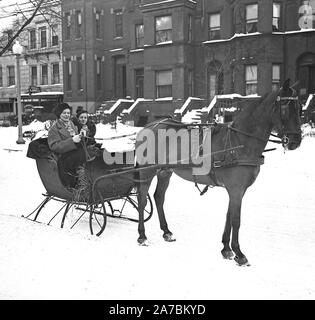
12, 40, 25, 144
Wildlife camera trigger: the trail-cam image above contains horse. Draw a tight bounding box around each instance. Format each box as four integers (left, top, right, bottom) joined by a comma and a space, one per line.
134, 80, 302, 266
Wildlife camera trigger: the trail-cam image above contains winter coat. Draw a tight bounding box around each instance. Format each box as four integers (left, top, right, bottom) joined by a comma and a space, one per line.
76, 120, 96, 145
48, 119, 79, 154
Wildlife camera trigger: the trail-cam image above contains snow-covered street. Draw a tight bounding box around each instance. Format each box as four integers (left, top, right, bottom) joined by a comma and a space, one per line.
1, 125, 315, 300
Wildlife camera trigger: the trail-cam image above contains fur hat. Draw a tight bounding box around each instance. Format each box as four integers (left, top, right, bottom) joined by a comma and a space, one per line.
53, 102, 72, 118
76, 108, 88, 118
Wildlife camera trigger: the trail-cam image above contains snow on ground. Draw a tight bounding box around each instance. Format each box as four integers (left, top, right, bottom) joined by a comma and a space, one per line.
1, 126, 315, 300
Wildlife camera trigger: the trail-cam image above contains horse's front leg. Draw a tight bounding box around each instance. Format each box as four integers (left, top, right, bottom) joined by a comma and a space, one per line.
227, 188, 250, 266
154, 169, 175, 242
221, 207, 234, 260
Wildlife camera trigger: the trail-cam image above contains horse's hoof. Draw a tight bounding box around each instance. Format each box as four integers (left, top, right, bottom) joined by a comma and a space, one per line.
163, 233, 176, 242
234, 255, 250, 267
138, 237, 149, 246
221, 250, 234, 260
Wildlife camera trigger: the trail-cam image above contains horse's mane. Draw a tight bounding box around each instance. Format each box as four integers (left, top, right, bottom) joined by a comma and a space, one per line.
233, 92, 278, 131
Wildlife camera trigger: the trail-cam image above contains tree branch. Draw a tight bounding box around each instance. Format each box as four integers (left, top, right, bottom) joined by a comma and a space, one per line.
0, 0, 45, 56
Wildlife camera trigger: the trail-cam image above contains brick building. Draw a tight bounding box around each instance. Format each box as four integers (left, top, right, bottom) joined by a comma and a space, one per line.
0, 8, 63, 121
61, 0, 315, 116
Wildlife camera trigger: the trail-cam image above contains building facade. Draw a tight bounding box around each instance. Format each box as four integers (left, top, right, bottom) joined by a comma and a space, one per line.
61, 0, 315, 114
0, 7, 63, 120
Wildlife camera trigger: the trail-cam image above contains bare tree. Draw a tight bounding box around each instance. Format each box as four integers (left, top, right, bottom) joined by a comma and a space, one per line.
0, 0, 61, 56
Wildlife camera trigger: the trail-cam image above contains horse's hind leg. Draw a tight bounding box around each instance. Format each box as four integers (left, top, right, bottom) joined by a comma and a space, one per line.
137, 174, 154, 246
154, 169, 175, 242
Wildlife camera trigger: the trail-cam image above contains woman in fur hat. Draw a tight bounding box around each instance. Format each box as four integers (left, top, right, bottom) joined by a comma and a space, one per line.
48, 102, 86, 188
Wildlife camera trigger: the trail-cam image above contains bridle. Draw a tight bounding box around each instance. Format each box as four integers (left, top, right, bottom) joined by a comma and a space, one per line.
273, 89, 302, 148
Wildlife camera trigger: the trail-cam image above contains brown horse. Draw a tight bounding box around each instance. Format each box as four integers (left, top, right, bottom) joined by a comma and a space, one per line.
134, 81, 302, 266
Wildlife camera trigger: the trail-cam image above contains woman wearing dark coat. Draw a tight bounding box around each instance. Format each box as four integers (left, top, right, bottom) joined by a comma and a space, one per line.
48, 103, 86, 188
75, 109, 97, 145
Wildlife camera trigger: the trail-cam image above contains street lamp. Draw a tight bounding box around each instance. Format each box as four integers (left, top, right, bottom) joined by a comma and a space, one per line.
12, 40, 25, 144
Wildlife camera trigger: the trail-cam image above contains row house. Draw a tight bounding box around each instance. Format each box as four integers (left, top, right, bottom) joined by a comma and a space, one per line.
0, 8, 63, 120
61, 0, 315, 115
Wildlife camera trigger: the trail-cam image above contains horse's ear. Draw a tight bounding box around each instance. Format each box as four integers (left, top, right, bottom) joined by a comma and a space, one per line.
283, 78, 291, 91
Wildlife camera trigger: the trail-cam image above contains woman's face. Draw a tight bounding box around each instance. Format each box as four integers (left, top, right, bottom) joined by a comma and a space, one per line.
60, 108, 71, 122
78, 112, 88, 125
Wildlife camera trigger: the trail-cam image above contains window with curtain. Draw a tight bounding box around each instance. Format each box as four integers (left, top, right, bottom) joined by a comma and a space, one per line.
51, 25, 59, 46
31, 66, 37, 86
65, 12, 71, 40
209, 13, 221, 40
40, 27, 47, 48
41, 65, 48, 85
114, 10, 123, 38
75, 10, 82, 38
272, 64, 281, 91
96, 11, 101, 39
52, 63, 60, 84
273, 3, 281, 31
245, 65, 258, 95
29, 29, 36, 49
76, 58, 82, 89
246, 4, 258, 33
135, 68, 144, 98
155, 16, 172, 44
135, 24, 144, 48
96, 58, 102, 90
7, 66, 15, 86
65, 58, 72, 91
156, 70, 172, 98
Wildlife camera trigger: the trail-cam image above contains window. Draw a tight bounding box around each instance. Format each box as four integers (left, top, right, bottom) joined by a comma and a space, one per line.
77, 57, 83, 90
0, 102, 13, 113
96, 58, 102, 90
52, 63, 60, 84
155, 16, 172, 44
7, 66, 15, 86
246, 4, 258, 33
65, 12, 71, 40
51, 25, 59, 46
156, 70, 172, 98
135, 24, 144, 48
272, 64, 281, 91
208, 61, 224, 101
0, 66, 2, 87
65, 58, 72, 91
114, 9, 123, 38
209, 13, 221, 40
273, 3, 281, 31
29, 29, 36, 49
40, 27, 47, 48
135, 68, 144, 98
41, 65, 48, 85
31, 66, 37, 86
245, 65, 258, 95
188, 15, 193, 42
188, 70, 194, 96
299, 0, 315, 29
96, 11, 101, 38
75, 10, 82, 38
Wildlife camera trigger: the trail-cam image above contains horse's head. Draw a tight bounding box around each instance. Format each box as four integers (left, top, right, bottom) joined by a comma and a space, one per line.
272, 79, 302, 150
